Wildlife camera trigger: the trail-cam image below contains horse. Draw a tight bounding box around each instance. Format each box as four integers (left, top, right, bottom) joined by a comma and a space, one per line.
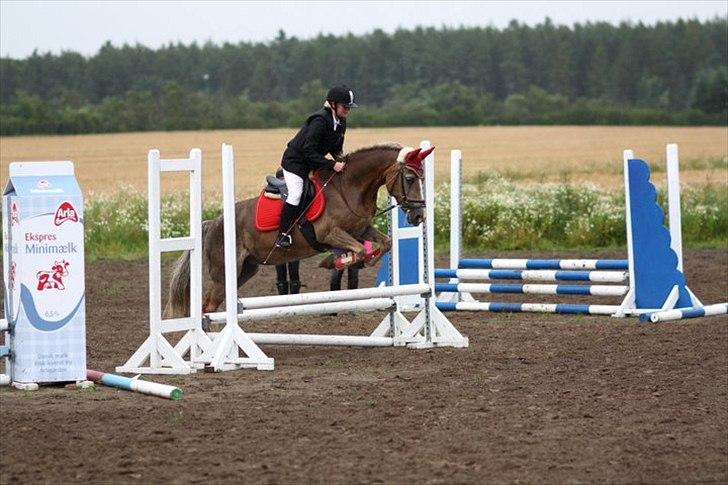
164, 143, 433, 318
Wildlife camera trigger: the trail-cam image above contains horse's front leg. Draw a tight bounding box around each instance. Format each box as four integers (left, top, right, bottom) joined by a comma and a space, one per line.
318, 227, 366, 269
359, 225, 391, 267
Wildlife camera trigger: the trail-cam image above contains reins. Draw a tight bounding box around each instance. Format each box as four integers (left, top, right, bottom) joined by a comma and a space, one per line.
333, 163, 424, 220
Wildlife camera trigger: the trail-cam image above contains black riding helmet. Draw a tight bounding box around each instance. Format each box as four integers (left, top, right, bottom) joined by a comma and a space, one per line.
326, 85, 358, 108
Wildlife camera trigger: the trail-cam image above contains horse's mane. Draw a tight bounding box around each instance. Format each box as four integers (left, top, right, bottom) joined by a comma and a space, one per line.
338, 142, 403, 162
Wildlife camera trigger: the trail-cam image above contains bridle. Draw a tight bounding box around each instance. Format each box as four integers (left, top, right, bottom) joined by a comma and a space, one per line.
332, 159, 426, 220
385, 163, 426, 211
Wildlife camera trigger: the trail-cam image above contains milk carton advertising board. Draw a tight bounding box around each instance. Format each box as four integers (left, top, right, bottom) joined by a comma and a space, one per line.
2, 161, 86, 384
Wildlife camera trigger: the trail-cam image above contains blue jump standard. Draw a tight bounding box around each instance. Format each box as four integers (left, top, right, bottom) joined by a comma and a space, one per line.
435, 269, 607, 281
457, 259, 629, 270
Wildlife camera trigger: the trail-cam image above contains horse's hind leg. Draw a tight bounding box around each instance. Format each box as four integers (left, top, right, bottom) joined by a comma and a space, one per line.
203, 251, 258, 314
202, 264, 227, 314
238, 256, 259, 293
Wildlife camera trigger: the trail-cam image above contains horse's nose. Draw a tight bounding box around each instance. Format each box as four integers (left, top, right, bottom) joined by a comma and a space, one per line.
407, 208, 425, 226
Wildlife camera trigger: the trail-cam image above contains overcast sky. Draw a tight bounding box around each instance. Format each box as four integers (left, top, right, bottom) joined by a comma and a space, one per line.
1, 0, 726, 59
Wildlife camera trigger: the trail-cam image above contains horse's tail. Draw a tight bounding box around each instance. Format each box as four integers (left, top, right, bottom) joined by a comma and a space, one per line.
164, 220, 209, 318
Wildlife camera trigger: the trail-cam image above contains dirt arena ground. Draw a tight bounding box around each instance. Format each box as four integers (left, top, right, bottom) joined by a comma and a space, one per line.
1, 249, 726, 484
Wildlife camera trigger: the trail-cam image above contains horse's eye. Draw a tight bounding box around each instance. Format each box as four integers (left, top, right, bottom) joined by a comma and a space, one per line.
405, 175, 415, 184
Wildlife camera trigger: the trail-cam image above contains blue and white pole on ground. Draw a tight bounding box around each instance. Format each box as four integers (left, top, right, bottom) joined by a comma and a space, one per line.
641, 303, 728, 323
87, 370, 182, 400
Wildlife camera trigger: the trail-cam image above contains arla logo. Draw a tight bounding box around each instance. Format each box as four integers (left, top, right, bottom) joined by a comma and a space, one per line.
10, 201, 20, 225
54, 201, 78, 225
37, 179, 51, 189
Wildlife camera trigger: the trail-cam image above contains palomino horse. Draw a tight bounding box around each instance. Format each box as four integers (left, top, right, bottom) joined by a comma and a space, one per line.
164, 143, 433, 318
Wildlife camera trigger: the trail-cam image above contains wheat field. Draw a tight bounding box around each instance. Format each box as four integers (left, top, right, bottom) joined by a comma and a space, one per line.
1, 126, 725, 197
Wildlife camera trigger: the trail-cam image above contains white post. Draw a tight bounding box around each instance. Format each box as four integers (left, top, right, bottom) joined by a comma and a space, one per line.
666, 143, 683, 271
189, 151, 203, 363
421, 140, 435, 341
615, 149, 636, 317
222, 143, 238, 339
147, 150, 162, 370
449, 150, 462, 275
665, 144, 702, 307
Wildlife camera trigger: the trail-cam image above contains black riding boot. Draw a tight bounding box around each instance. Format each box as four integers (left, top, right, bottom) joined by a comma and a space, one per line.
329, 269, 343, 291
276, 281, 289, 295
289, 280, 301, 294
276, 202, 298, 249
347, 267, 359, 290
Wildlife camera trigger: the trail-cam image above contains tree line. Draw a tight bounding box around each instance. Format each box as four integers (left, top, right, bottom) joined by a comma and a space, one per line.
1, 17, 726, 135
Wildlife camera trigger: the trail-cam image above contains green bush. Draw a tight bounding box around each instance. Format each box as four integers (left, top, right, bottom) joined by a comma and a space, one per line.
431, 176, 726, 251
79, 180, 727, 260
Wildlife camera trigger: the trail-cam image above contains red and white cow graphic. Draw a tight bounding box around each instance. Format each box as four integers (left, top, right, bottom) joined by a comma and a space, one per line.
36, 260, 70, 291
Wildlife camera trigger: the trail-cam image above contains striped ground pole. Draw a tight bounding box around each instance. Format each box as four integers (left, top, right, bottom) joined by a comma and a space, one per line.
434, 268, 628, 283
87, 370, 182, 400
458, 258, 629, 270
641, 303, 728, 323
435, 283, 628, 296
436, 301, 621, 315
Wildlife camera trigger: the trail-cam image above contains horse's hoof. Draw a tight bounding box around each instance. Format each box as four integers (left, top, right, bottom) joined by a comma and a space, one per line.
334, 252, 358, 270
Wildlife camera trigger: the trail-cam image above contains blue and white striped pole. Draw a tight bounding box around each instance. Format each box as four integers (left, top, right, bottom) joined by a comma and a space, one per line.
641, 303, 728, 323
87, 370, 182, 400
435, 283, 628, 296
458, 258, 628, 270
436, 301, 621, 315
435, 268, 627, 283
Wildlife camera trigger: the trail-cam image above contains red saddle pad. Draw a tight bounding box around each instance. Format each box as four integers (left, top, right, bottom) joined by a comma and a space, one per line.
254, 175, 325, 232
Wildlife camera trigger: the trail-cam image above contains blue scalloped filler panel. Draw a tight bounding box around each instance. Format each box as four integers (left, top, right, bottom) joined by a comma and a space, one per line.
628, 159, 692, 309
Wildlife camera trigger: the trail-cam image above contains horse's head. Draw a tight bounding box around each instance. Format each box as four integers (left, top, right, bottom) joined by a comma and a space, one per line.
387, 146, 434, 226
52, 260, 70, 275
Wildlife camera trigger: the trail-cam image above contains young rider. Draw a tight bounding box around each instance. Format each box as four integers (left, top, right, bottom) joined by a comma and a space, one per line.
276, 85, 357, 248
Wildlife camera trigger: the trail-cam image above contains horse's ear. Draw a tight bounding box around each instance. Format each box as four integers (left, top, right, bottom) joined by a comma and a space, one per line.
416, 146, 435, 163
404, 148, 422, 163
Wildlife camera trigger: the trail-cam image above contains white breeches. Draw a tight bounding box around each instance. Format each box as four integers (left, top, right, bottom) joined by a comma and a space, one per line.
282, 169, 304, 206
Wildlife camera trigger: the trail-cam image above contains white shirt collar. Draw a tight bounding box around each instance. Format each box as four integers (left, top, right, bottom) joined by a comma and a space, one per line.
331, 110, 340, 131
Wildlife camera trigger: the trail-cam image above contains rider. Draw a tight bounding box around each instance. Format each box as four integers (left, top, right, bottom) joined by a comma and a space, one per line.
273, 168, 302, 294
276, 85, 357, 248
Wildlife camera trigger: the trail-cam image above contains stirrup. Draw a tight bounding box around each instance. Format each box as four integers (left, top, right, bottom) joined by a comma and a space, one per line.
277, 233, 292, 249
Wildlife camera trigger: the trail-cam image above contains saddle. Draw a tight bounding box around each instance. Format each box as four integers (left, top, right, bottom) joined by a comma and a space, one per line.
255, 173, 326, 232
263, 176, 288, 200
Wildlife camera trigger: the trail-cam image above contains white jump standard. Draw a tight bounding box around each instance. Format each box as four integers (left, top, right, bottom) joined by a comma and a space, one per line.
117, 144, 467, 375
